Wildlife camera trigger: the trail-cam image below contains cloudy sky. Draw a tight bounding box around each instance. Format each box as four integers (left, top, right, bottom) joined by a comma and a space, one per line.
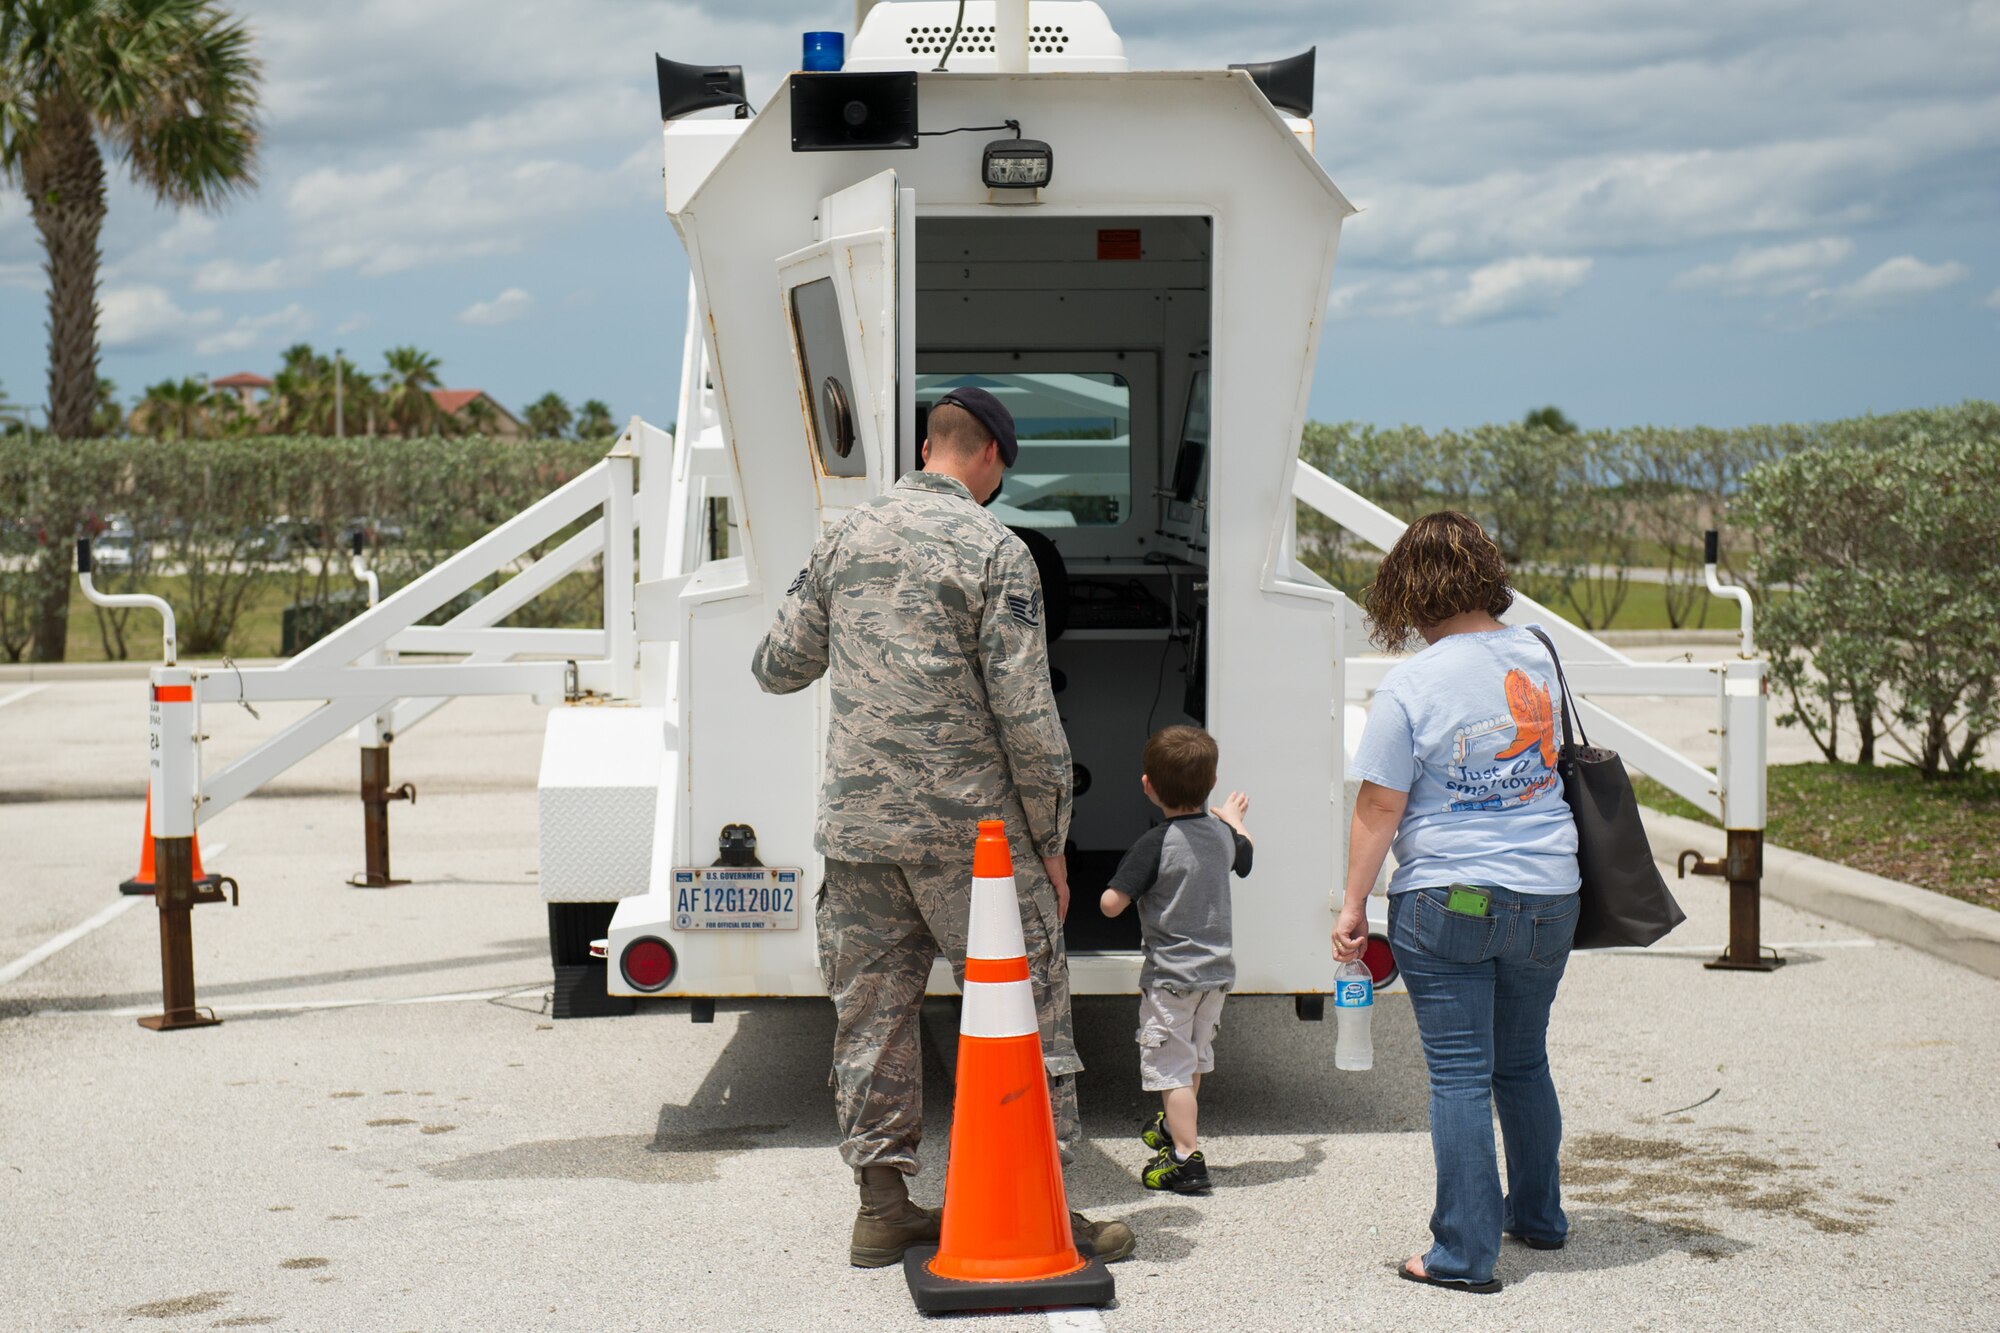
3, 0, 1996, 430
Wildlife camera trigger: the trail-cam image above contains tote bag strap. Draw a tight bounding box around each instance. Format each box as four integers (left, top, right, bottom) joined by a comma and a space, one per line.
1523, 625, 1590, 750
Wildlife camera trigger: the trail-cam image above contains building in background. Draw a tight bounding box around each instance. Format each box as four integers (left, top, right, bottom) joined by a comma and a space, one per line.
431, 388, 526, 439
210, 372, 273, 411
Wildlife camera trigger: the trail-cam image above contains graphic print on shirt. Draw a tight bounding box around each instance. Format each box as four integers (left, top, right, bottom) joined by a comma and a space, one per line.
1442, 668, 1561, 812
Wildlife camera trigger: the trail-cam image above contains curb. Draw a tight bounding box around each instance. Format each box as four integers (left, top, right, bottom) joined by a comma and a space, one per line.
1639, 806, 2000, 981
0, 658, 284, 683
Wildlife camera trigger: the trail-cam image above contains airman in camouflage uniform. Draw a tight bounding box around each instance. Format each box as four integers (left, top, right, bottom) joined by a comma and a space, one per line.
751, 389, 1132, 1267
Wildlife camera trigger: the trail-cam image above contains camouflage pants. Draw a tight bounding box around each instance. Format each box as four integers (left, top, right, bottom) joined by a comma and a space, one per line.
818, 857, 1083, 1176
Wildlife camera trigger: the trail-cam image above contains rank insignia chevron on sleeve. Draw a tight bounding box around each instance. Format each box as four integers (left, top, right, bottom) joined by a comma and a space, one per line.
787, 569, 810, 597
1007, 591, 1041, 628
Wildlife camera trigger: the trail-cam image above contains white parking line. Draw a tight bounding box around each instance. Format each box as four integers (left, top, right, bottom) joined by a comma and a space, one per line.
0, 842, 225, 988
0, 684, 47, 710
0, 896, 143, 986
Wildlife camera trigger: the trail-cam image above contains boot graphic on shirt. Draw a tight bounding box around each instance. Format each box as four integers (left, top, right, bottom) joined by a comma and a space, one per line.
1493, 668, 1558, 772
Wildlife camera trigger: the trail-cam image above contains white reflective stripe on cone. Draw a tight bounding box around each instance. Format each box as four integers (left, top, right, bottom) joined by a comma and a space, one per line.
967, 876, 1028, 960
960, 979, 1037, 1039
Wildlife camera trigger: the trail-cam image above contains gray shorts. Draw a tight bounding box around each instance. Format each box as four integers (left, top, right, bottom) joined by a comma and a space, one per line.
1136, 986, 1226, 1092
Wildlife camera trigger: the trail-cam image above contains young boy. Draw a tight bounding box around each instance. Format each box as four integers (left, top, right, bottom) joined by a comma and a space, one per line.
1099, 725, 1253, 1194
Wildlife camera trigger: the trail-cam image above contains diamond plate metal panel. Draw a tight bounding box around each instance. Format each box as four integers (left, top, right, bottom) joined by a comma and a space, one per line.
540, 787, 655, 901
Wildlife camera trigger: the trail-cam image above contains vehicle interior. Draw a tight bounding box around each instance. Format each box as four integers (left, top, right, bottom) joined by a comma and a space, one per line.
910, 214, 1215, 954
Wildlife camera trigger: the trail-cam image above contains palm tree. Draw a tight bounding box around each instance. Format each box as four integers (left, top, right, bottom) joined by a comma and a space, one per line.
269, 341, 329, 432
381, 345, 446, 437
3, 1, 258, 661
89, 375, 121, 434
525, 391, 572, 440
133, 375, 220, 438
1, 2, 261, 440
575, 398, 614, 440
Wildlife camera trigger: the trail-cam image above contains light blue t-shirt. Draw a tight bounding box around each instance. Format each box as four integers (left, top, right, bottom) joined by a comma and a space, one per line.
1350, 625, 1581, 896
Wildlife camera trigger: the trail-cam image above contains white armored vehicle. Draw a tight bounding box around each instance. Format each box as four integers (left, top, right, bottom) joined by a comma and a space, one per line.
98, 1, 1773, 1035
540, 0, 1379, 1018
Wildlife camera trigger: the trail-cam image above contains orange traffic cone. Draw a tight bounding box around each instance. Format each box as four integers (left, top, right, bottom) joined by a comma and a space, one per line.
120, 792, 223, 896
904, 820, 1115, 1312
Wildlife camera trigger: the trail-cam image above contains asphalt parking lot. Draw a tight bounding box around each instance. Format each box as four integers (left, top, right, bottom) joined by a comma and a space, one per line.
2, 677, 1997, 1332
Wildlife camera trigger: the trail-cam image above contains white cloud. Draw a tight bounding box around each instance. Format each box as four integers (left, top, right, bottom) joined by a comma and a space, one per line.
1812, 255, 1970, 313
334, 314, 372, 335
192, 257, 300, 293
287, 157, 615, 275
1440, 256, 1593, 325
194, 304, 316, 358
456, 287, 535, 327
1675, 237, 1855, 294
98, 286, 224, 352
1984, 286, 2000, 310
99, 211, 222, 286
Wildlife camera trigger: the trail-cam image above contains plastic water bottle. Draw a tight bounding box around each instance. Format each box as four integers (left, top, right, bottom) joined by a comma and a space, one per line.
1333, 959, 1374, 1071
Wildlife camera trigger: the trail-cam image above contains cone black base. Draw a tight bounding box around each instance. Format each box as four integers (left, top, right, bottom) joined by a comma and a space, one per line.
902, 1246, 1114, 1313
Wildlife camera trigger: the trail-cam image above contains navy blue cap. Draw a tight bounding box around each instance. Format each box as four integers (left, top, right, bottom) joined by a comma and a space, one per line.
933, 386, 1018, 467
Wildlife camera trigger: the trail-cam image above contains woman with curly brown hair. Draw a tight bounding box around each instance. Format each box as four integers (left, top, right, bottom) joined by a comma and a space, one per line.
1331, 511, 1581, 1295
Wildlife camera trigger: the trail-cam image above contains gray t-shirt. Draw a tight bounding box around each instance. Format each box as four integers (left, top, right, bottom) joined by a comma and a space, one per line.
1108, 813, 1254, 992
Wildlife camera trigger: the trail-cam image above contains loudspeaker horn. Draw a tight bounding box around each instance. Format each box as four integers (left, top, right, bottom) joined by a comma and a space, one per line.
790, 70, 919, 152
1229, 46, 1315, 119
656, 55, 748, 122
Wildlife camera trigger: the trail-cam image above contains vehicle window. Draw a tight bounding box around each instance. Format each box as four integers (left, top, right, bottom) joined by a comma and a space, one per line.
789, 277, 866, 478
916, 372, 1131, 528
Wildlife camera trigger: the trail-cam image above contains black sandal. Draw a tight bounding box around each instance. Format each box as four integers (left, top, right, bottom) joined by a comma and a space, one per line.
1508, 1232, 1565, 1251
1397, 1260, 1502, 1294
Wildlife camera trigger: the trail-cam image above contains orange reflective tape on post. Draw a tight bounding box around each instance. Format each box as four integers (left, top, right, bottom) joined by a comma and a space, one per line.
151, 684, 193, 703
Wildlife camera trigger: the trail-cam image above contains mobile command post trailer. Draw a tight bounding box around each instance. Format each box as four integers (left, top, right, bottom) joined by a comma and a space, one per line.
541, 2, 1386, 1016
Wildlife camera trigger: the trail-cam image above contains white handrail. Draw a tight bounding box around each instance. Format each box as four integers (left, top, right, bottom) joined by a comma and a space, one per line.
75, 538, 178, 664
1702, 529, 1756, 659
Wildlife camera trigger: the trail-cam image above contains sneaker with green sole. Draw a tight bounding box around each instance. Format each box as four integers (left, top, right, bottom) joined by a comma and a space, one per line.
1139, 1110, 1170, 1152
1142, 1145, 1212, 1194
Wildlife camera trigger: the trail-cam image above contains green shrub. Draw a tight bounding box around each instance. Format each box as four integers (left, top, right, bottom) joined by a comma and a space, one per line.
1739, 429, 2000, 778
0, 435, 607, 662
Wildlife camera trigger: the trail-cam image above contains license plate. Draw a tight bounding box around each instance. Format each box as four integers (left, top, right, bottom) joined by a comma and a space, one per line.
670, 867, 803, 931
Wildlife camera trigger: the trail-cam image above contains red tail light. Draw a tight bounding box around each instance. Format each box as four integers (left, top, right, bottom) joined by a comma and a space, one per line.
1363, 934, 1398, 988
620, 937, 678, 992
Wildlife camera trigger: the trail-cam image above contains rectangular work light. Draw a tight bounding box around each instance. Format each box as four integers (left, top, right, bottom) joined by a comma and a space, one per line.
983, 138, 1053, 188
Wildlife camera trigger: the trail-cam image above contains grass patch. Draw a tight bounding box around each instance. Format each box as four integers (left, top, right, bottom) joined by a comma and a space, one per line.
1572, 582, 1740, 633
1533, 581, 1789, 632
1633, 765, 2000, 913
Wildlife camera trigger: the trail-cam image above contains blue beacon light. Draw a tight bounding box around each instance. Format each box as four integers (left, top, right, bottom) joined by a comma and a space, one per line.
802, 31, 845, 72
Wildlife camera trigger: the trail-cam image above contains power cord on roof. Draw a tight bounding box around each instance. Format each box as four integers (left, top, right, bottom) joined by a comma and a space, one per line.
933, 0, 967, 71
919, 119, 1023, 138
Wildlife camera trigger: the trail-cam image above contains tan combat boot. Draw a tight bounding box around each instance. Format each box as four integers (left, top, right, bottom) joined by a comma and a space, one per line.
1071, 1211, 1136, 1263
850, 1165, 941, 1268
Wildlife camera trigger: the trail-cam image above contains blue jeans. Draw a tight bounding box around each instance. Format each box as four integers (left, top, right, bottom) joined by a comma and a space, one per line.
1388, 885, 1578, 1283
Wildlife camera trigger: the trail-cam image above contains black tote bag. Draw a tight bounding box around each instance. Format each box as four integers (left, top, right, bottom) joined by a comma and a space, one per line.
1524, 627, 1687, 950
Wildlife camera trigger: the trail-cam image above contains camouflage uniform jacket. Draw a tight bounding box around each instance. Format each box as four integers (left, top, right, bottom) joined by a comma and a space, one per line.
750, 470, 1072, 866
